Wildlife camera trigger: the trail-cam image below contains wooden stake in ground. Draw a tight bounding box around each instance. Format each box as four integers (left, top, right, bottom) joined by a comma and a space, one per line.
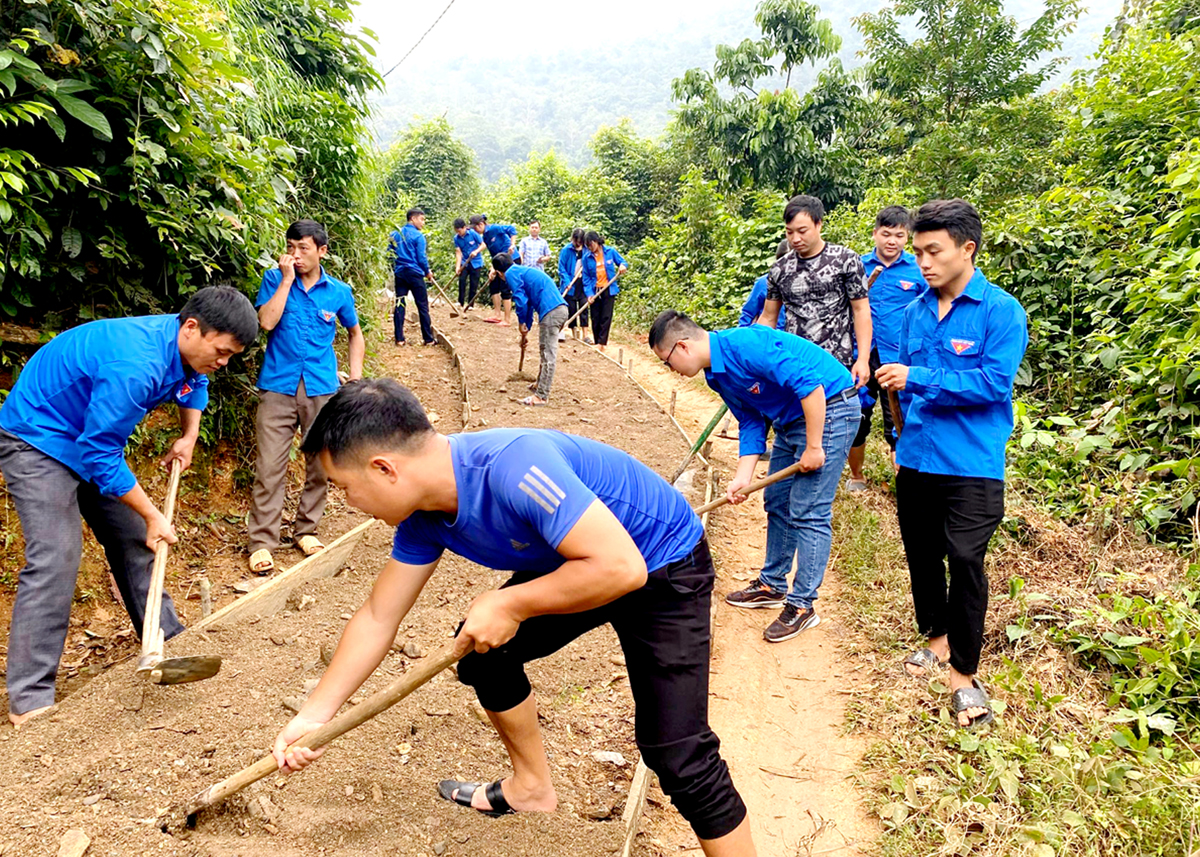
669, 403, 728, 485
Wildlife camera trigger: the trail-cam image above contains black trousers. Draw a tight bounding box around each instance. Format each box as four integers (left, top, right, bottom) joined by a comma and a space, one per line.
564, 280, 589, 328
457, 265, 481, 306
394, 269, 434, 344
457, 537, 746, 841
896, 468, 1004, 675
591, 289, 615, 345
853, 347, 896, 448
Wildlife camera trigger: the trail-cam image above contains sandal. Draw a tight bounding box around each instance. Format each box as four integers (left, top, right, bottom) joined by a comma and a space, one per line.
437, 778, 515, 818
950, 678, 995, 729
296, 535, 325, 556
248, 549, 274, 575
518, 395, 546, 407
902, 647, 948, 678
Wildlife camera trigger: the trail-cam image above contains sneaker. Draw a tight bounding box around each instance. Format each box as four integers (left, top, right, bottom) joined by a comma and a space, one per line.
725, 580, 786, 609
584, 336, 595, 345
558, 331, 567, 342
846, 478, 868, 492
763, 604, 820, 643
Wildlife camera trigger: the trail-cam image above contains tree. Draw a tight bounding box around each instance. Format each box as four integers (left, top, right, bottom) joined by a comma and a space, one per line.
383, 118, 480, 222
854, 0, 1082, 130
670, 0, 865, 205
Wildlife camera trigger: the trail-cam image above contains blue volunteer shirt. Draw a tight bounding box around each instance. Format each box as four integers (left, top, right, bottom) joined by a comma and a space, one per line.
0, 314, 209, 497
390, 429, 704, 574
896, 268, 1028, 480
482, 224, 518, 258
506, 265, 567, 328
255, 267, 359, 397
558, 244, 584, 289
581, 245, 627, 297
738, 275, 787, 329
390, 224, 430, 276
863, 249, 926, 363
453, 230, 484, 270
704, 326, 854, 458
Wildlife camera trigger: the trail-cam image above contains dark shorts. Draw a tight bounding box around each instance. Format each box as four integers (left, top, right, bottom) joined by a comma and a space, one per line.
488, 280, 512, 300
853, 347, 897, 448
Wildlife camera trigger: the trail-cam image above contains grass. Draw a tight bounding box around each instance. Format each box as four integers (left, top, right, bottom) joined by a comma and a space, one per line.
834, 438, 1200, 857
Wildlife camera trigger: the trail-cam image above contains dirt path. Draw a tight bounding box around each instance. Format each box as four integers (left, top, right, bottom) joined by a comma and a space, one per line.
605, 327, 879, 857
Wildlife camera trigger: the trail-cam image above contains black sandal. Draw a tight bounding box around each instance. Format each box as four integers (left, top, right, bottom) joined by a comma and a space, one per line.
437, 778, 515, 818
902, 647, 948, 678
950, 678, 995, 729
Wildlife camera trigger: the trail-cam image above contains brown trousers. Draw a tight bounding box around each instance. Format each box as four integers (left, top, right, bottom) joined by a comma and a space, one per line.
248, 378, 332, 553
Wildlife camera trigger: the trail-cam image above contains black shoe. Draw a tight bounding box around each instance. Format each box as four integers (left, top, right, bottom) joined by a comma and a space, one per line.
763, 604, 820, 643
725, 580, 786, 609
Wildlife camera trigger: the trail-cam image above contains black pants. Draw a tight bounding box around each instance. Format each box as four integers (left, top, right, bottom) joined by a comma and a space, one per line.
896, 468, 1004, 675
458, 265, 481, 306
457, 537, 746, 841
853, 347, 896, 448
591, 289, 615, 345
394, 269, 434, 344
565, 280, 589, 329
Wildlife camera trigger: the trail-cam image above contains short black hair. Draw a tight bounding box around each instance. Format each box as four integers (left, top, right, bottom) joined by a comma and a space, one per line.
776, 238, 791, 259
648, 309, 705, 352
571, 227, 585, 244
453, 217, 466, 230
492, 253, 514, 274
783, 195, 824, 226
179, 285, 258, 347
286, 219, 328, 249
301, 379, 435, 464
584, 230, 605, 247
875, 205, 913, 231
529, 219, 540, 227
468, 214, 485, 227
406, 208, 424, 222
914, 199, 983, 261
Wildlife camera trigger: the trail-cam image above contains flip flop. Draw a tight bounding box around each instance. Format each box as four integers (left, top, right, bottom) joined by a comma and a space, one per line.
902, 647, 947, 678
519, 395, 546, 407
248, 548, 274, 575
951, 678, 995, 729
437, 778, 515, 818
296, 535, 325, 556
482, 317, 502, 324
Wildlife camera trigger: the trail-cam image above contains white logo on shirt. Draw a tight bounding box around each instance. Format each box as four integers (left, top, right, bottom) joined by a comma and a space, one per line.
518, 465, 566, 514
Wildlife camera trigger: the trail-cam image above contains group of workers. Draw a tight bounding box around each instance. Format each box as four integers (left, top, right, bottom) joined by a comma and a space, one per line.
0, 189, 1025, 856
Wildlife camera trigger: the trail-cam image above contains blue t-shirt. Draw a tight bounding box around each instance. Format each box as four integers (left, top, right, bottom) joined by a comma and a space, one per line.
704, 326, 854, 457
255, 267, 359, 397
0, 314, 209, 497
391, 429, 704, 574
863, 249, 926, 363
738, 275, 787, 329
482, 224, 518, 258
506, 265, 567, 328
453, 231, 484, 270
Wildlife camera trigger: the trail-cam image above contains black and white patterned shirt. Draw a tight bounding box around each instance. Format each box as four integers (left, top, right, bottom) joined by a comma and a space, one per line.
766, 243, 867, 368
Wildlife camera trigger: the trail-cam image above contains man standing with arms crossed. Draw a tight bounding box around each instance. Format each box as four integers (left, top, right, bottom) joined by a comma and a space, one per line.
250, 219, 364, 574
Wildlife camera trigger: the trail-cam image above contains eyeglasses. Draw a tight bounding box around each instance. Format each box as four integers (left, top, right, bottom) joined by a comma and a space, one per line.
662, 340, 681, 368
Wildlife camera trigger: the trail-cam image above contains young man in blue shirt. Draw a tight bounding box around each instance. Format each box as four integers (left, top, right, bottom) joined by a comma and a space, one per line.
649, 310, 859, 643
492, 254, 569, 406
472, 214, 518, 326
389, 209, 435, 346
847, 206, 927, 491
452, 217, 484, 309
0, 286, 258, 726
557, 228, 592, 344
876, 199, 1028, 728
251, 219, 364, 574
271, 380, 757, 857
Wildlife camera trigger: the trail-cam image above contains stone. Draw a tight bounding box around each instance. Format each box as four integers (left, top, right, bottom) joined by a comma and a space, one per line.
402, 642, 425, 659
372, 783, 383, 803
81, 794, 102, 807
56, 829, 90, 857
432, 841, 447, 856
591, 751, 627, 767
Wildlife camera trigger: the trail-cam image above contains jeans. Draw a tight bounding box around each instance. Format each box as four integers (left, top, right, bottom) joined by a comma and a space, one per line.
759, 393, 859, 609
394, 269, 434, 344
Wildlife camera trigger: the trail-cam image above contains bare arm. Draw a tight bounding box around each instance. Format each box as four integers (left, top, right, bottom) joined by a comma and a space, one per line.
345, 324, 365, 381
258, 255, 296, 331
161, 407, 202, 472
758, 298, 782, 329
850, 297, 872, 388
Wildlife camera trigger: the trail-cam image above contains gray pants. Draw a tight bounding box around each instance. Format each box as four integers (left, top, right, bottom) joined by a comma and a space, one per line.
248, 378, 332, 553
0, 429, 183, 714
536, 305, 569, 400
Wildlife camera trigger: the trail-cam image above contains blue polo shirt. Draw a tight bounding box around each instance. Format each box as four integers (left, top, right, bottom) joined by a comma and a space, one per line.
704, 326, 854, 457
738, 276, 787, 329
390, 429, 704, 574
453, 230, 484, 270
863, 249, 926, 363
582, 246, 627, 297
482, 224, 518, 258
0, 314, 209, 497
255, 267, 359, 397
390, 224, 430, 277
558, 244, 584, 289
506, 265, 567, 328
896, 269, 1028, 480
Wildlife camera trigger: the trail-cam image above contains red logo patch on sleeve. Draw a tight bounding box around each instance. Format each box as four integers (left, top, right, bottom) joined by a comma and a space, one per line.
950, 338, 976, 354
748, 383, 761, 395
177, 382, 193, 398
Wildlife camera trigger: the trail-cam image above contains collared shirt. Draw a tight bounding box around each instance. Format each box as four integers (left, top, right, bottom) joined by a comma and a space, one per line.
389, 224, 430, 276
255, 267, 359, 397
863, 249, 926, 363
482, 224, 518, 258
518, 236, 551, 270
558, 244, 584, 289
0, 314, 209, 497
581, 245, 627, 297
506, 265, 567, 329
738, 275, 787, 329
453, 230, 484, 269
703, 326, 854, 457
766, 243, 866, 367
896, 268, 1028, 480
390, 429, 704, 574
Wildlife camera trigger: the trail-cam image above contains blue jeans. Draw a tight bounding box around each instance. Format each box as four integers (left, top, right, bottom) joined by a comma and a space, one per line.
758, 394, 859, 609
